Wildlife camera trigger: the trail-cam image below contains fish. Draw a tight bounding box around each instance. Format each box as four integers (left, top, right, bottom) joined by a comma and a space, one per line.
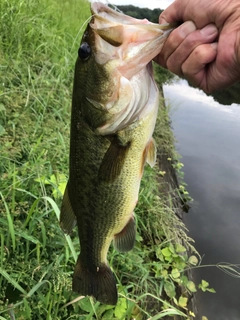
60, 1, 174, 305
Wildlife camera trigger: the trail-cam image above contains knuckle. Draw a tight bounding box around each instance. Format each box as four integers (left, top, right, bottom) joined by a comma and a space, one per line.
166, 58, 182, 76
181, 62, 190, 76
192, 45, 205, 59
184, 33, 203, 49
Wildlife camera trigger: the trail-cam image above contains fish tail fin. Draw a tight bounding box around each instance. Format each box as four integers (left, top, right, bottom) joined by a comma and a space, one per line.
72, 255, 118, 305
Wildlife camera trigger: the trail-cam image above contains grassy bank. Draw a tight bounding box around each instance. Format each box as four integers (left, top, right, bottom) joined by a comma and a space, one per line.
0, 0, 204, 319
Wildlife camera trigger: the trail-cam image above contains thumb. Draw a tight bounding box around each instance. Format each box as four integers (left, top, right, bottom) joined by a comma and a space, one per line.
159, 13, 168, 24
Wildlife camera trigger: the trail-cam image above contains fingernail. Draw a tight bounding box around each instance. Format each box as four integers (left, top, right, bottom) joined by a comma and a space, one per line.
179, 21, 197, 37
211, 42, 218, 50
200, 24, 218, 36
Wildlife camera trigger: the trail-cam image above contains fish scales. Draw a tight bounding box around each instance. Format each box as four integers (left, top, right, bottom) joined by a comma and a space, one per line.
60, 1, 174, 305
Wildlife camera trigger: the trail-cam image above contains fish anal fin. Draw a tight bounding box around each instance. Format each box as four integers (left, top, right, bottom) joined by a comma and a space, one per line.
113, 216, 136, 252
73, 256, 118, 305
60, 183, 77, 234
98, 138, 130, 182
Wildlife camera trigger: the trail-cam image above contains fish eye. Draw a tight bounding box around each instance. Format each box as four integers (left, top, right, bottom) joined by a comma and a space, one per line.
78, 42, 91, 61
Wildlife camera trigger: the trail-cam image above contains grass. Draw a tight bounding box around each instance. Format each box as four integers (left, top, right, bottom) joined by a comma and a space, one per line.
0, 0, 202, 319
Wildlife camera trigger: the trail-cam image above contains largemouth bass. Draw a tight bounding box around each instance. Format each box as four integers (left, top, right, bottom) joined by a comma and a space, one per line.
60, 1, 173, 305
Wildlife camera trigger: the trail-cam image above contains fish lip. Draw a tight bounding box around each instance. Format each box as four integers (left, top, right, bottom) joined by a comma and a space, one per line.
88, 1, 174, 71
90, 1, 174, 30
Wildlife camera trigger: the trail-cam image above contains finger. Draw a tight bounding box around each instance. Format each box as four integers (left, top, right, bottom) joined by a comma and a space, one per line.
181, 42, 218, 91
159, 0, 219, 28
159, 0, 188, 24
159, 16, 168, 25
156, 21, 197, 68
165, 24, 218, 76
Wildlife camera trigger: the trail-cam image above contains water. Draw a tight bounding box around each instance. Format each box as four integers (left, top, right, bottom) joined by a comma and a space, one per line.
163, 80, 240, 320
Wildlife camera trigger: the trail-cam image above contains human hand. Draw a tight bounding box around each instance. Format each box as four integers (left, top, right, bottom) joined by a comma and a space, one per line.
155, 0, 240, 93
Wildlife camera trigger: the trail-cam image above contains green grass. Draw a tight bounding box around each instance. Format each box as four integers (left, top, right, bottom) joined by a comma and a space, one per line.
0, 0, 200, 319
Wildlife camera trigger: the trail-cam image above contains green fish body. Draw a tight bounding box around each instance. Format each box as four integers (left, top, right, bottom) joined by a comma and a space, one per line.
60, 1, 173, 305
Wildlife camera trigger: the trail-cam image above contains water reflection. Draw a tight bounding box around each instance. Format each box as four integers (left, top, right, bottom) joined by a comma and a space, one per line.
163, 80, 240, 320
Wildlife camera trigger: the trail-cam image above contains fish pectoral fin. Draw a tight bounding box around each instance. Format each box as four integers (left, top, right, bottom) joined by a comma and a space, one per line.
98, 137, 130, 182
145, 137, 157, 168
113, 216, 136, 252
60, 183, 77, 234
73, 255, 118, 305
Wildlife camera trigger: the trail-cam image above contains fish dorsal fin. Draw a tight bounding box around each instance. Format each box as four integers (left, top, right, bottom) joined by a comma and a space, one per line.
146, 138, 157, 168
113, 216, 136, 252
98, 137, 130, 182
60, 183, 77, 234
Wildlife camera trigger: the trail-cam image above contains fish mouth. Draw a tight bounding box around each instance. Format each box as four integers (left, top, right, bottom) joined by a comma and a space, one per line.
89, 2, 174, 78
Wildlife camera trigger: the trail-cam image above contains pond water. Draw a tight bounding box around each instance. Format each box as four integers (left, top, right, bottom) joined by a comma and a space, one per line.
163, 80, 240, 320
